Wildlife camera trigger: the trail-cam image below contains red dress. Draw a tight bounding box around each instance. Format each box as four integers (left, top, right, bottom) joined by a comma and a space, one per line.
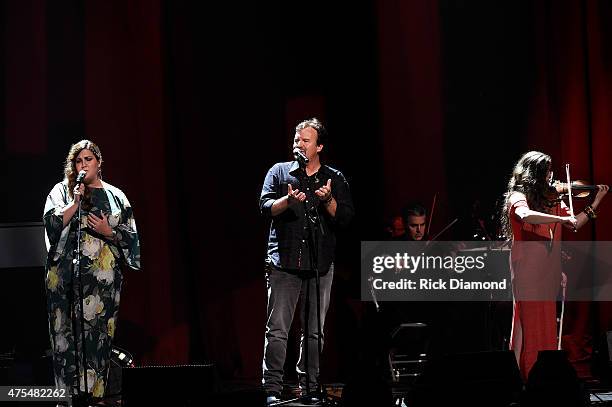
508, 192, 569, 380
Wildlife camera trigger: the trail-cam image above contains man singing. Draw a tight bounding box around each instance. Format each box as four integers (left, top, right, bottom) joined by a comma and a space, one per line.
259, 118, 354, 405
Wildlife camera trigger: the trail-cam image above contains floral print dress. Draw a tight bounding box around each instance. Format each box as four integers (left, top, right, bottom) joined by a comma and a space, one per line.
43, 181, 140, 397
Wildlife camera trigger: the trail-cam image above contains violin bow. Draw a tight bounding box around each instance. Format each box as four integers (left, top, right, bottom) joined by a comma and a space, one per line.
427, 218, 458, 244
427, 193, 437, 237
558, 163, 572, 350
565, 163, 574, 218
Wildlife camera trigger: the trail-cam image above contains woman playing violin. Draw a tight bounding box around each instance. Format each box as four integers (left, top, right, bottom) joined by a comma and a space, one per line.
501, 151, 608, 380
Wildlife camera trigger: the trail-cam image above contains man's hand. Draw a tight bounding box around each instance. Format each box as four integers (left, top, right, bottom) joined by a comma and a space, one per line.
315, 179, 332, 202
287, 183, 306, 206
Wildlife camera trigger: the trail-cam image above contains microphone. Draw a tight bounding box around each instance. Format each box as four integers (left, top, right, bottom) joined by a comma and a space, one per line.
293, 149, 309, 165
76, 170, 87, 185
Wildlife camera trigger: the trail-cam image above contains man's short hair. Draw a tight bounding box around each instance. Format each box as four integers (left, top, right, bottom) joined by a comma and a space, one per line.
402, 202, 427, 219
295, 118, 328, 146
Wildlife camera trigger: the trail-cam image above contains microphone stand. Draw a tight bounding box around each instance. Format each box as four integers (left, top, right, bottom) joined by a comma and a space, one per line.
71, 189, 92, 407
272, 159, 333, 407
298, 161, 328, 406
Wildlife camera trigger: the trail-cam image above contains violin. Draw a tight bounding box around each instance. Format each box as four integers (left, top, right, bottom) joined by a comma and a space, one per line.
549, 165, 608, 231
548, 180, 602, 199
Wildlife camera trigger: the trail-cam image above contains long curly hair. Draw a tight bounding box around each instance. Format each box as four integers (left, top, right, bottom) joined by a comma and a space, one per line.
500, 151, 553, 240
64, 140, 103, 202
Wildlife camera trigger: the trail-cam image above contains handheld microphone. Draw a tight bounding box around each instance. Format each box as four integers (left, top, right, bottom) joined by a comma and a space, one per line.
293, 149, 309, 165
76, 170, 87, 185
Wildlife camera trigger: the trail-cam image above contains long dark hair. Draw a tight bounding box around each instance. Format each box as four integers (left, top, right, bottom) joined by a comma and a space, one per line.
501, 151, 553, 239
64, 140, 103, 202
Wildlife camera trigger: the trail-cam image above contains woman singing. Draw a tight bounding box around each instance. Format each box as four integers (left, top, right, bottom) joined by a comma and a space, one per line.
43, 140, 140, 402
502, 151, 608, 380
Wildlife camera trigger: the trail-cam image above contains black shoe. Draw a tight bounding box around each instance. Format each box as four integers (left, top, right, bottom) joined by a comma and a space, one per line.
266, 392, 282, 406
301, 393, 323, 405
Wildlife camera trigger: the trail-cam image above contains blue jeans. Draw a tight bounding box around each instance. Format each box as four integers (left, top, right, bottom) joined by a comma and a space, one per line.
262, 264, 334, 394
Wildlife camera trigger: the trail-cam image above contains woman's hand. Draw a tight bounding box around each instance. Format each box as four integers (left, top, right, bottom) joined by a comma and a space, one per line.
87, 213, 113, 238
73, 183, 85, 202
561, 271, 568, 289
561, 216, 578, 229
62, 184, 84, 227
594, 184, 609, 205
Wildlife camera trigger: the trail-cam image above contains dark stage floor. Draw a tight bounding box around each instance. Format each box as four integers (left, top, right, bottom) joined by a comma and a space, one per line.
6, 357, 612, 406
7, 380, 612, 406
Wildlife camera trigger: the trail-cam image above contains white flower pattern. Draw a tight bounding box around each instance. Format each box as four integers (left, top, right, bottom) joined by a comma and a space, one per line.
79, 369, 98, 392
54, 308, 63, 332
83, 294, 104, 321
108, 213, 120, 227
94, 268, 114, 284
55, 333, 69, 353
82, 234, 103, 259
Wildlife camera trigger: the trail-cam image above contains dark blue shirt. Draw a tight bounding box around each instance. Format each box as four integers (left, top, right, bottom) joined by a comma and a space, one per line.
260, 161, 354, 275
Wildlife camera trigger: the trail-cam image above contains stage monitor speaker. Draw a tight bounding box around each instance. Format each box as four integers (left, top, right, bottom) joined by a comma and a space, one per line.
388, 322, 429, 382
0, 266, 50, 358
341, 368, 393, 407
121, 364, 216, 407
591, 330, 612, 381
524, 350, 586, 407
0, 223, 49, 357
607, 331, 612, 362
408, 350, 522, 407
